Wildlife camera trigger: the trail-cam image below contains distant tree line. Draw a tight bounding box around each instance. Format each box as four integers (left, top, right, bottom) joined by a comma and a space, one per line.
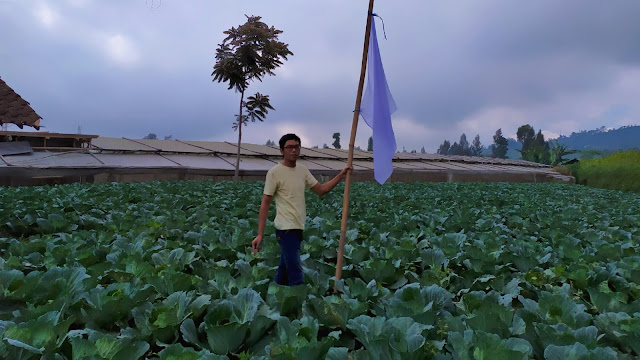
143, 133, 172, 140
437, 133, 486, 157
260, 122, 622, 165
437, 131, 510, 159
435, 125, 578, 165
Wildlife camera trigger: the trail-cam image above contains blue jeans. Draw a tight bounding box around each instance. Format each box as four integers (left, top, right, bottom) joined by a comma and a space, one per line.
275, 229, 304, 286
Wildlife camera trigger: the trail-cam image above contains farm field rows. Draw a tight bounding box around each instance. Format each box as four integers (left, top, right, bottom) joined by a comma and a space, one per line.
1, 181, 639, 359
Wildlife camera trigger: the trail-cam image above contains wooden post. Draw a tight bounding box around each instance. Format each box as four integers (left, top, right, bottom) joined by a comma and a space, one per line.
334, 0, 375, 293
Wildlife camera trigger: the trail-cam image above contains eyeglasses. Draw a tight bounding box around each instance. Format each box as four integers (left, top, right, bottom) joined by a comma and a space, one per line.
283, 145, 301, 151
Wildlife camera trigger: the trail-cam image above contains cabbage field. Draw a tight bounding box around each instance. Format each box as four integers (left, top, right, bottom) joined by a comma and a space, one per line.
1, 181, 639, 359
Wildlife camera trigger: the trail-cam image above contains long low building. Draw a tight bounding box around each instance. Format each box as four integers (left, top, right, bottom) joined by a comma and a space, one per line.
0, 132, 574, 186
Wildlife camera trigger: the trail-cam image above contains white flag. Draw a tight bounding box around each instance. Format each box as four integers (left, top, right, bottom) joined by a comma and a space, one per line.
360, 17, 397, 184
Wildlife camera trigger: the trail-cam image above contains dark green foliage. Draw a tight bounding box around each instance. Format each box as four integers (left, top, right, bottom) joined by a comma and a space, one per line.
550, 140, 579, 166
232, 92, 274, 131
449, 142, 460, 156
211, 15, 292, 93
440, 134, 472, 156
471, 134, 483, 157
332, 132, 341, 149
437, 139, 451, 155
516, 125, 535, 152
492, 128, 509, 159
517, 125, 551, 164
212, 15, 292, 178
1, 181, 639, 358
457, 133, 470, 156
438, 134, 482, 157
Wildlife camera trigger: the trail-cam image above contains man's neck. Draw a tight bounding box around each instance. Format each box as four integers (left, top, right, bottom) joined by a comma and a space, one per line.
281, 159, 296, 168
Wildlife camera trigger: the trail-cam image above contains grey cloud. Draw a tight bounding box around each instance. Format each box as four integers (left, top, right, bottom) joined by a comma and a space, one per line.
2, 1, 640, 153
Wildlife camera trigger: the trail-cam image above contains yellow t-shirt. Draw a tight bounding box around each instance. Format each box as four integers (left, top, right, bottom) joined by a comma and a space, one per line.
264, 163, 319, 230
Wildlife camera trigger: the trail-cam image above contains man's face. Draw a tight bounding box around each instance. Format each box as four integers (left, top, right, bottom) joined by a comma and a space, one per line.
281, 139, 301, 161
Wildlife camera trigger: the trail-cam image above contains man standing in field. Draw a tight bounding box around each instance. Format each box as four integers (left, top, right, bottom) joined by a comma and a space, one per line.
252, 133, 351, 286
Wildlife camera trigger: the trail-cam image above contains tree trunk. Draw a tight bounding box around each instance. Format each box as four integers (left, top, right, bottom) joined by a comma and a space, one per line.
234, 90, 245, 180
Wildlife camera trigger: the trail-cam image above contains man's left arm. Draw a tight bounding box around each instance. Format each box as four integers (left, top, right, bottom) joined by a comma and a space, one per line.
311, 167, 352, 196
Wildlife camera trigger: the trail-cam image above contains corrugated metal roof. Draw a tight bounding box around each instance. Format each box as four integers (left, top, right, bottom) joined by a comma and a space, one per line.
405, 162, 450, 170
131, 139, 210, 153
92, 137, 157, 152
353, 149, 374, 159
228, 156, 277, 171
93, 153, 181, 167
390, 161, 426, 170
161, 154, 236, 170
3, 138, 560, 172
352, 160, 374, 169
1, 136, 573, 184
443, 161, 485, 170
300, 147, 340, 159
238, 142, 282, 156
0, 141, 32, 156
179, 141, 261, 156
305, 159, 369, 170
393, 152, 422, 160
427, 162, 480, 170
307, 147, 369, 160
294, 159, 333, 170
463, 163, 503, 171
511, 166, 554, 173
410, 153, 448, 161
3, 151, 102, 167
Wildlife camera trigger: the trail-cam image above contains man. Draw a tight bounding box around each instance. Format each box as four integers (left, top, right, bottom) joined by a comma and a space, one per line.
252, 133, 351, 286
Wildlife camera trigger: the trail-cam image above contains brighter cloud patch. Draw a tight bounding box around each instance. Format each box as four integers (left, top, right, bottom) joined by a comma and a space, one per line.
105, 34, 140, 66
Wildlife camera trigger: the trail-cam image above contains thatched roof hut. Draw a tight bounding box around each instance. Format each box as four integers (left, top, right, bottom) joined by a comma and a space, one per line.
0, 77, 42, 130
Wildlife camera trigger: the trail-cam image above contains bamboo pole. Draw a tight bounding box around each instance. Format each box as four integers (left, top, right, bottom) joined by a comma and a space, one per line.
334, 0, 375, 293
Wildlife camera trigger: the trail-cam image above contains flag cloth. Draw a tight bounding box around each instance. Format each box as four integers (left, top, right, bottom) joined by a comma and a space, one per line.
359, 16, 397, 184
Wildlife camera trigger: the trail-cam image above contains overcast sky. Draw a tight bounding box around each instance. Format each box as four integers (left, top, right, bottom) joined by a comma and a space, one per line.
2, 0, 639, 152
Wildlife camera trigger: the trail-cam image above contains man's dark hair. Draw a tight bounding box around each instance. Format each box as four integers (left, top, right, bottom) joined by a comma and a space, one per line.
279, 133, 301, 150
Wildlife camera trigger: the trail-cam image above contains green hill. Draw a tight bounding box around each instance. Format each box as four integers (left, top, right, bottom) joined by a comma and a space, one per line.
498, 125, 639, 160
556, 125, 640, 152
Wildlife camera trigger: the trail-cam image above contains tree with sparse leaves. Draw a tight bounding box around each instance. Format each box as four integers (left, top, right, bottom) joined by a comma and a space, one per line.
531, 130, 551, 164
332, 132, 341, 149
458, 133, 470, 156
471, 134, 483, 157
437, 140, 451, 155
449, 142, 461, 155
212, 15, 292, 179
517, 124, 551, 164
491, 128, 508, 159
517, 124, 536, 161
